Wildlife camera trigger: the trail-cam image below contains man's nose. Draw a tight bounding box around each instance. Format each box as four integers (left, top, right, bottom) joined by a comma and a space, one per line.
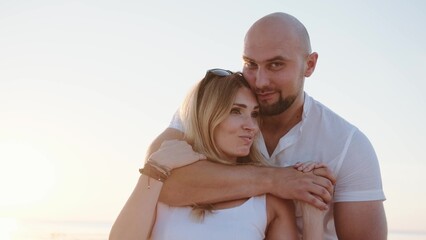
255, 68, 269, 89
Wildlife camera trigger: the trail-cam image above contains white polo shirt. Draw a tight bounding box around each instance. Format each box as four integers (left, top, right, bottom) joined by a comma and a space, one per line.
169, 92, 386, 239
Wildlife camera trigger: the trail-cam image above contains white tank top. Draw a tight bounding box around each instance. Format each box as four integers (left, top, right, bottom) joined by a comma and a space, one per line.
150, 195, 267, 240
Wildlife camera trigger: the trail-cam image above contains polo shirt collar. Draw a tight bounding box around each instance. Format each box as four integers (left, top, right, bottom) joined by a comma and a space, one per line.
258, 92, 311, 160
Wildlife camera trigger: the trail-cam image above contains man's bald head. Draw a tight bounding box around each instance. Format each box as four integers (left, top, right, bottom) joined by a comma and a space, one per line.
244, 12, 312, 55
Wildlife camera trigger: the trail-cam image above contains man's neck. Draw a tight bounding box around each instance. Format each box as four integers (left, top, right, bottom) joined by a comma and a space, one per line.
261, 97, 304, 156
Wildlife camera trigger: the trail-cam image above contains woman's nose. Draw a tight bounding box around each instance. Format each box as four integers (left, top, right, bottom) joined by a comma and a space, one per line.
243, 117, 258, 132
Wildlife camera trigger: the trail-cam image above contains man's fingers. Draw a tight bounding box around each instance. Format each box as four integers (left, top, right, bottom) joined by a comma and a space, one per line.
315, 175, 334, 196
313, 167, 336, 185
309, 182, 333, 204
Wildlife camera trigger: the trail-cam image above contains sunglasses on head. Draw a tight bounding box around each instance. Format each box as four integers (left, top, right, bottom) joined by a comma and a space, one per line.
205, 68, 233, 78
196, 68, 234, 112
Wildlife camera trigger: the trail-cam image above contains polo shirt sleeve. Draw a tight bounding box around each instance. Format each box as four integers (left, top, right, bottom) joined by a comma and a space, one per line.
333, 129, 386, 202
168, 109, 185, 132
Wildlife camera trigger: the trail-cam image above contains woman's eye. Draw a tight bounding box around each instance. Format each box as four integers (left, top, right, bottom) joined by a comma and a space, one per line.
230, 108, 241, 114
251, 111, 260, 118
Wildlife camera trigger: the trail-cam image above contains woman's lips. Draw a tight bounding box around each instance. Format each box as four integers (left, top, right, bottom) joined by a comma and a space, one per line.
240, 135, 254, 144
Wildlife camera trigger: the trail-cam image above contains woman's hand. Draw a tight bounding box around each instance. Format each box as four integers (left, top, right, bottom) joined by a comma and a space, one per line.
293, 161, 328, 173
148, 140, 206, 170
300, 200, 327, 217
299, 200, 327, 240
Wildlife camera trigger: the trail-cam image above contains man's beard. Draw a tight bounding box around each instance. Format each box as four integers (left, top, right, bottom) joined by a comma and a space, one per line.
259, 94, 296, 116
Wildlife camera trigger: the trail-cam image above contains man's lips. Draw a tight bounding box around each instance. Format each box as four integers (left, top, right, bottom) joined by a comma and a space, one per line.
256, 91, 275, 101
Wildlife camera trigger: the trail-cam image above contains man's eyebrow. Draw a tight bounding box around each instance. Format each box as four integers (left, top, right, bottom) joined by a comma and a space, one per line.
266, 56, 287, 62
242, 56, 254, 62
242, 55, 287, 63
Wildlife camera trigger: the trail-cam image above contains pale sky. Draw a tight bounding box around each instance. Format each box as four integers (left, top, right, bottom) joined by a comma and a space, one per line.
0, 0, 425, 234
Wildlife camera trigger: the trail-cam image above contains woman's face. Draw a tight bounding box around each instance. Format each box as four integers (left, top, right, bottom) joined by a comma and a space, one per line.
214, 87, 260, 163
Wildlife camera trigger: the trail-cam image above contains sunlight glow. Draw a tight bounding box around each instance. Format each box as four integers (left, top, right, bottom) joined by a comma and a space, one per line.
0, 142, 55, 207
0, 218, 17, 240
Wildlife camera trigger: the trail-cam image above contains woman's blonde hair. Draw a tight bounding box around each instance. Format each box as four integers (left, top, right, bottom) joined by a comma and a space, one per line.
179, 70, 268, 219
180, 71, 266, 166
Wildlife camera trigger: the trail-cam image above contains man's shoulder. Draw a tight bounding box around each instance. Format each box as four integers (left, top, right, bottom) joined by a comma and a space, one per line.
305, 95, 356, 131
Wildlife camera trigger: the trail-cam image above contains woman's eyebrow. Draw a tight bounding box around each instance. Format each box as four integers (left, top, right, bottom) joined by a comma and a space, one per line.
233, 103, 259, 109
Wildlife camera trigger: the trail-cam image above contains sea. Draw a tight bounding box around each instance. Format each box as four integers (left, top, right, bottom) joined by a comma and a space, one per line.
2, 219, 425, 240
2, 219, 110, 240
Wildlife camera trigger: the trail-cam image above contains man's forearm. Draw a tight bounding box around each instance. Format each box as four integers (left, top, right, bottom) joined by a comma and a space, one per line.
147, 129, 334, 208
159, 161, 272, 206
159, 161, 335, 210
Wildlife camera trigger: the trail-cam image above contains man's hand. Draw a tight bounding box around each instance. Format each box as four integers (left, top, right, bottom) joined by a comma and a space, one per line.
269, 166, 335, 210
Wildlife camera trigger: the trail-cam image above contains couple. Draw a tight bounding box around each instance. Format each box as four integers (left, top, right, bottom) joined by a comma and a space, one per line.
110, 12, 387, 239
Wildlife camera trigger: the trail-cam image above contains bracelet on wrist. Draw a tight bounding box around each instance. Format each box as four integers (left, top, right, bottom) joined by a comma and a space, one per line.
147, 160, 172, 177
139, 160, 171, 189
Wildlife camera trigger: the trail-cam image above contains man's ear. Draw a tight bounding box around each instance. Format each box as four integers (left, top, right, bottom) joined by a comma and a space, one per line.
304, 52, 318, 77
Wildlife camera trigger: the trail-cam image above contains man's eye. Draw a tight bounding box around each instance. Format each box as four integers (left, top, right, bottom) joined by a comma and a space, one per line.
269, 62, 283, 69
244, 61, 257, 69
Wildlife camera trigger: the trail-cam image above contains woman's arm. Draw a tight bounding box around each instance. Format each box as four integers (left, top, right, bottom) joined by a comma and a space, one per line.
265, 194, 298, 240
109, 140, 203, 240
300, 202, 326, 240
295, 161, 328, 240
109, 175, 162, 240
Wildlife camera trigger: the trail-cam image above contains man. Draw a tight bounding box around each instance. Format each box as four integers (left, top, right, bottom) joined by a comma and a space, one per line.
146, 12, 387, 239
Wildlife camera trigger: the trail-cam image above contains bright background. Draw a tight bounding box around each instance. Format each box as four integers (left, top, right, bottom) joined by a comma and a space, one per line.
1, 0, 425, 237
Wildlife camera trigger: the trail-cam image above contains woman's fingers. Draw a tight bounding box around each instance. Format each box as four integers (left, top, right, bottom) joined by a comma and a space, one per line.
150, 140, 204, 170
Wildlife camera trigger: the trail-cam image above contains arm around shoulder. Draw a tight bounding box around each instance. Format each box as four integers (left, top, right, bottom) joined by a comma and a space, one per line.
147, 127, 274, 206
160, 162, 275, 206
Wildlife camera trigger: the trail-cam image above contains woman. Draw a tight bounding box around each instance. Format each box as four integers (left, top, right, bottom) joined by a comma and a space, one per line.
110, 69, 324, 240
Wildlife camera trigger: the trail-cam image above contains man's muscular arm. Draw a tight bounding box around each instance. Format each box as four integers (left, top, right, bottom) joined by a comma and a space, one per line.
161, 161, 334, 209
146, 128, 335, 209
332, 130, 387, 239
334, 201, 387, 240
